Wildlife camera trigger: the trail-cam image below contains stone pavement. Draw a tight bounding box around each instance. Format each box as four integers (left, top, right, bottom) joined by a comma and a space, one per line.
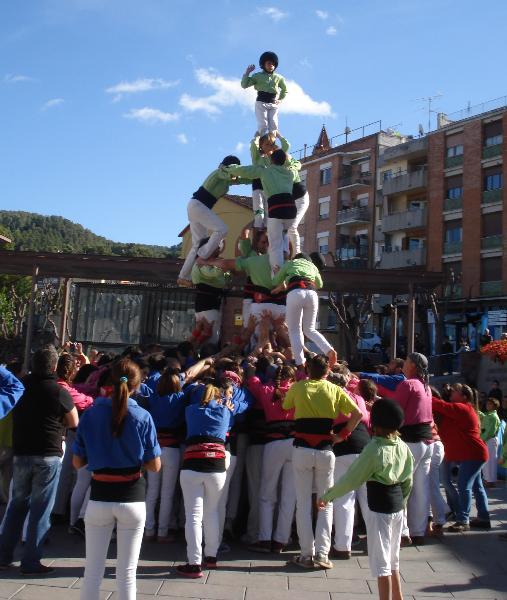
0, 484, 506, 600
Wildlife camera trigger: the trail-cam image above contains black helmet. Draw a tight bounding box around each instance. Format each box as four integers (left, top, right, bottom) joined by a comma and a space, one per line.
221, 155, 241, 167
259, 51, 279, 70
371, 399, 405, 431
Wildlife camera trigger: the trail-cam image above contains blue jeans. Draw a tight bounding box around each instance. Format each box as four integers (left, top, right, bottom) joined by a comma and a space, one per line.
440, 460, 460, 514
456, 460, 489, 524
0, 455, 62, 568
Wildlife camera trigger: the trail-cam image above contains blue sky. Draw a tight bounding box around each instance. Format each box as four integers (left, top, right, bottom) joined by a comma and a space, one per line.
1, 0, 506, 247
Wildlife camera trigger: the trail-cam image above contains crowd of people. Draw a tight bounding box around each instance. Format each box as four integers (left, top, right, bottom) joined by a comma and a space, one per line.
0, 339, 506, 600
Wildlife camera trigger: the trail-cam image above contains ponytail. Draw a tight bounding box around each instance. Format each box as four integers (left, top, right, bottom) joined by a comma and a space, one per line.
201, 384, 220, 407
110, 358, 141, 437
273, 365, 295, 403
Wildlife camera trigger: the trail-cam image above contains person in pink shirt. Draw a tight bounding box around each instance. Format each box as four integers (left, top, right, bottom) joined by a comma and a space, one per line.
246, 364, 296, 553
328, 369, 371, 559
392, 353, 433, 546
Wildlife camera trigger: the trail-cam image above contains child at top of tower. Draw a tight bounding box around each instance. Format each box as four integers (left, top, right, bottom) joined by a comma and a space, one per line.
241, 51, 287, 136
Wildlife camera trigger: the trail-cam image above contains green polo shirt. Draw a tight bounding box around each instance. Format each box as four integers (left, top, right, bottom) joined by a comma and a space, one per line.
272, 258, 323, 288
241, 71, 287, 101
235, 254, 272, 289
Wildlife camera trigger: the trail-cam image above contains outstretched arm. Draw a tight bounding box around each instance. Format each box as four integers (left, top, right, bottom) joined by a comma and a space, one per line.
241, 65, 256, 89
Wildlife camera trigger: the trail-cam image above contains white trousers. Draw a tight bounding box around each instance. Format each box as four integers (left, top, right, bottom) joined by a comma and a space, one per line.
218, 453, 236, 541
255, 101, 278, 135
70, 466, 91, 525
483, 437, 499, 482
252, 189, 267, 228
195, 309, 221, 345
292, 446, 335, 557
332, 453, 369, 551
178, 198, 228, 281
258, 439, 296, 544
226, 433, 249, 523
286, 289, 334, 366
403, 441, 431, 537
267, 217, 296, 274
81, 500, 146, 600
180, 469, 226, 565
428, 441, 449, 526
367, 509, 403, 578
287, 192, 309, 256
245, 444, 264, 542
145, 447, 181, 536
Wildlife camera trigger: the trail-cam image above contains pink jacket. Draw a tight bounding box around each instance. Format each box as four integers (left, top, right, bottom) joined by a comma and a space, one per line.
246, 376, 295, 422
57, 380, 94, 413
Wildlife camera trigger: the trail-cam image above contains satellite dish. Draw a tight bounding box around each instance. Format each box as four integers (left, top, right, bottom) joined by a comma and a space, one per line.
418, 124, 424, 136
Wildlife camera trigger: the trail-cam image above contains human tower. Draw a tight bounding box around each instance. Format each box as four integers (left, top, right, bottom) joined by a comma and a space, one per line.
176, 50, 337, 368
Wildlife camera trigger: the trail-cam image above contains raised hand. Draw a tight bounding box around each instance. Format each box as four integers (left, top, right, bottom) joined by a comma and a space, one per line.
245, 64, 255, 74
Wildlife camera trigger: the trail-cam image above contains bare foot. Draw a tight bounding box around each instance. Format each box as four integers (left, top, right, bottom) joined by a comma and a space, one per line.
327, 349, 337, 368
177, 278, 193, 288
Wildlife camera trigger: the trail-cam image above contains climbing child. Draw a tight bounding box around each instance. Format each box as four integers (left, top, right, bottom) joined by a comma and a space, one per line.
241, 51, 287, 136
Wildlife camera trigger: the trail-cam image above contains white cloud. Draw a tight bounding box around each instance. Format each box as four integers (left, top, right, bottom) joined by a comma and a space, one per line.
41, 98, 64, 110
177, 133, 188, 144
326, 25, 337, 36
235, 142, 245, 153
179, 68, 333, 118
4, 73, 35, 84
124, 107, 179, 124
257, 7, 288, 22
315, 9, 328, 19
106, 78, 179, 102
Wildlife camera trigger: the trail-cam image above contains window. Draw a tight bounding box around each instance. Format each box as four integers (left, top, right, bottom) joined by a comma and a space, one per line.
446, 175, 463, 199
446, 145, 464, 158
484, 121, 503, 146
481, 257, 502, 282
443, 261, 462, 284
482, 213, 502, 237
382, 169, 392, 181
320, 167, 331, 186
317, 231, 329, 254
484, 171, 503, 191
360, 161, 370, 174
447, 186, 463, 199
408, 238, 425, 250
357, 193, 369, 208
318, 197, 330, 220
444, 221, 463, 243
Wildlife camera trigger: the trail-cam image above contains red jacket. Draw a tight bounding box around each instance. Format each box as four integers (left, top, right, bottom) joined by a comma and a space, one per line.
432, 397, 488, 462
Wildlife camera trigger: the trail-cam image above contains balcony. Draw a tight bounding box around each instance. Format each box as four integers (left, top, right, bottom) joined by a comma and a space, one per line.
381, 208, 427, 234
336, 206, 370, 225
481, 234, 503, 250
443, 197, 462, 211
482, 144, 502, 159
379, 137, 428, 166
482, 188, 503, 204
443, 240, 462, 255
445, 155, 464, 169
379, 247, 426, 269
480, 281, 504, 296
382, 168, 427, 196
337, 174, 372, 190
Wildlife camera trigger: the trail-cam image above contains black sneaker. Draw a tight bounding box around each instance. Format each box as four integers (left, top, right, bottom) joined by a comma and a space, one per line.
68, 518, 86, 538
176, 563, 203, 578
469, 518, 491, 530
20, 564, 55, 575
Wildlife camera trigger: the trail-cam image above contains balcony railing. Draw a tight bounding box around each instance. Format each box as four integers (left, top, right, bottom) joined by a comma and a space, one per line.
382, 168, 427, 196
482, 188, 503, 204
481, 234, 503, 250
335, 257, 369, 269
379, 137, 428, 166
337, 174, 372, 189
443, 240, 462, 255
480, 281, 504, 296
379, 247, 426, 269
482, 144, 502, 159
443, 196, 462, 211
336, 206, 370, 225
443, 284, 463, 299
381, 208, 427, 233
445, 155, 464, 169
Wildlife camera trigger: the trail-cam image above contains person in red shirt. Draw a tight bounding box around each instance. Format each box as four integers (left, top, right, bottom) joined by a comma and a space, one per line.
432, 383, 490, 532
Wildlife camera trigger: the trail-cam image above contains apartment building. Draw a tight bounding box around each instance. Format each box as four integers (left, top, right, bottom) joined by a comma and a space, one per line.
298, 124, 401, 268
426, 106, 507, 343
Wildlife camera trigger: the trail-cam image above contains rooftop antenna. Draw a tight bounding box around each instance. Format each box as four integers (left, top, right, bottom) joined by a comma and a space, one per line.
414, 92, 443, 132
418, 124, 425, 137
344, 116, 351, 143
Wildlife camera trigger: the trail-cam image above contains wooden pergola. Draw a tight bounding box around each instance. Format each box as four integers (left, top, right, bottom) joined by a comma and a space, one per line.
0, 250, 444, 368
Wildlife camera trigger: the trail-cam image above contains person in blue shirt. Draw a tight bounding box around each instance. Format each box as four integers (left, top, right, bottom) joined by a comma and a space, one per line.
177, 375, 250, 578
0, 365, 24, 418
144, 353, 169, 394
144, 367, 185, 542
72, 358, 161, 600
358, 359, 406, 398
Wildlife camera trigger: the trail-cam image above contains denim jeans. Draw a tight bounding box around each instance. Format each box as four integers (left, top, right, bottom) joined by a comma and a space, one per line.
440, 460, 460, 515
0, 455, 62, 568
456, 460, 489, 523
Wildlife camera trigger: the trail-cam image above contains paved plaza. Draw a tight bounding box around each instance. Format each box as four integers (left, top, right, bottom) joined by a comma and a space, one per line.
0, 485, 506, 600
